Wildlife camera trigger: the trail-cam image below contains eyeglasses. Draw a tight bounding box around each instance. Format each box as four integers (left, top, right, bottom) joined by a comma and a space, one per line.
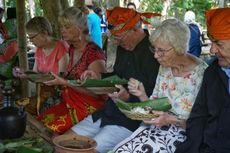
149, 45, 173, 56
27, 33, 40, 40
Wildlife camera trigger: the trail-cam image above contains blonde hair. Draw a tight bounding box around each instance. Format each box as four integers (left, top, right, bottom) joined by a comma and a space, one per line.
26, 16, 53, 36
150, 18, 190, 54
59, 7, 89, 39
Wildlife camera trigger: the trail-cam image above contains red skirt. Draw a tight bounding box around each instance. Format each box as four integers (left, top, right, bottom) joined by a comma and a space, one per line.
37, 87, 106, 134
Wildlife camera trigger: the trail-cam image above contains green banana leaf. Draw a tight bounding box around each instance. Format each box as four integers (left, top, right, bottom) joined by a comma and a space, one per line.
17, 146, 42, 153
1, 137, 53, 153
116, 97, 172, 112
68, 75, 128, 87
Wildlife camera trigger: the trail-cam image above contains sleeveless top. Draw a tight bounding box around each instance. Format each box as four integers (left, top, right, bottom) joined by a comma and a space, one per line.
35, 40, 68, 74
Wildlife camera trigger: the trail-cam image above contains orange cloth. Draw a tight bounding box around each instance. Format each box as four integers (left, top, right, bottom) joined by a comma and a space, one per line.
107, 7, 161, 35
37, 87, 106, 134
206, 8, 230, 40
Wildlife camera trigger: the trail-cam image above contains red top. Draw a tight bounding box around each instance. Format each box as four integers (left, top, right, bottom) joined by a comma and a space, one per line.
0, 40, 17, 63
35, 40, 68, 74
65, 42, 106, 79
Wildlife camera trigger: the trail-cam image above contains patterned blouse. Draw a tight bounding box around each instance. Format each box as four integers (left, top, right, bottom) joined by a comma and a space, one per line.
65, 42, 105, 79
150, 61, 208, 119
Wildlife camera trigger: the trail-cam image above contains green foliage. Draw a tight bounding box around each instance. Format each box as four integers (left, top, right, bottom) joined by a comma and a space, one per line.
140, 0, 164, 13
169, 0, 216, 27
34, 0, 43, 16
140, 0, 217, 28
5, 0, 16, 7
0, 137, 53, 153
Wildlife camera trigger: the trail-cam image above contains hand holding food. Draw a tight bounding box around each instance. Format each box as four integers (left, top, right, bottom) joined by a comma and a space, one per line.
143, 111, 175, 128
44, 72, 66, 86
128, 78, 148, 101
108, 85, 129, 101
80, 70, 100, 80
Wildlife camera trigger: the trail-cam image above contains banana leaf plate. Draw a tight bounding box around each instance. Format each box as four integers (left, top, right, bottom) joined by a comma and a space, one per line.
86, 87, 118, 95
71, 75, 128, 87
24, 71, 54, 83
116, 97, 171, 120
119, 108, 158, 120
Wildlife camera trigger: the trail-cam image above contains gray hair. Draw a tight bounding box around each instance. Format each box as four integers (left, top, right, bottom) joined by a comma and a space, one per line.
26, 16, 53, 36
59, 7, 90, 39
149, 18, 190, 54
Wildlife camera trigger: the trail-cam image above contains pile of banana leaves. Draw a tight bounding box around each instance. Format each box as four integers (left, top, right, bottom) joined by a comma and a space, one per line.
0, 137, 53, 153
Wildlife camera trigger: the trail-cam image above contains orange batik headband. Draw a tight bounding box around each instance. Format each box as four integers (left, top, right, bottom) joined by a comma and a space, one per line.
206, 8, 230, 40
107, 7, 161, 35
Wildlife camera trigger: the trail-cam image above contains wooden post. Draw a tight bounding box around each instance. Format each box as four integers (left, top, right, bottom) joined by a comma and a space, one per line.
41, 0, 62, 39
74, 0, 84, 8
16, 0, 29, 97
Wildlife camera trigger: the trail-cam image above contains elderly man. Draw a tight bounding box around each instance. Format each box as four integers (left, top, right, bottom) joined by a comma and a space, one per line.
65, 7, 160, 153
175, 8, 230, 153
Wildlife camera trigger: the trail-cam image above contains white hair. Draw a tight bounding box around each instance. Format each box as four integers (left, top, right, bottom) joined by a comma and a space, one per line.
184, 10, 196, 24
150, 18, 190, 55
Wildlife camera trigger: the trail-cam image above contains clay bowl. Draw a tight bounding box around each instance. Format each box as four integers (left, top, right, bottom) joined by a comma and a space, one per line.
53, 134, 97, 153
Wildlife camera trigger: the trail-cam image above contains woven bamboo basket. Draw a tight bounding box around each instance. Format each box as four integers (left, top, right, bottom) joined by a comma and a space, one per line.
119, 108, 158, 120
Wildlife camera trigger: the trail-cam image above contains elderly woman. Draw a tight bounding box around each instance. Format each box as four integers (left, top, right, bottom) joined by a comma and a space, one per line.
113, 18, 208, 153
37, 7, 107, 134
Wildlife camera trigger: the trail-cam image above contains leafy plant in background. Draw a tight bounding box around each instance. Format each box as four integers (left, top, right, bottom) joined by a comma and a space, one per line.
5, 0, 16, 8
140, 0, 164, 13
169, 0, 215, 27
140, 0, 217, 28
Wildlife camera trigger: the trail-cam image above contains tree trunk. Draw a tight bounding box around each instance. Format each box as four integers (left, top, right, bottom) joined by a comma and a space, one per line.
60, 0, 69, 10
0, 0, 5, 21
162, 0, 172, 20
16, 0, 29, 97
106, 0, 119, 8
0, 0, 5, 8
74, 0, 84, 8
41, 0, 62, 39
28, 0, 35, 18
219, 0, 228, 7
